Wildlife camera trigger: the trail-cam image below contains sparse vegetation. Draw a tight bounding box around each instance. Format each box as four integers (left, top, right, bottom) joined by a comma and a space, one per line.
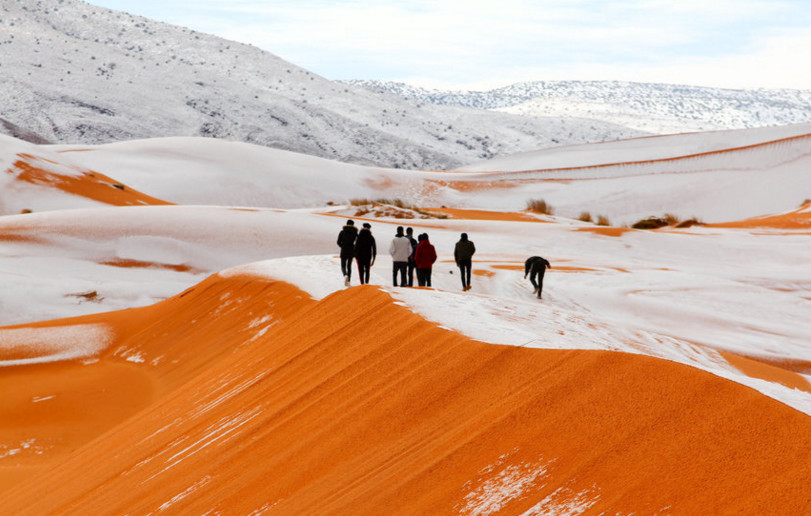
596, 215, 611, 226
526, 199, 554, 215
349, 199, 447, 219
631, 216, 670, 230
631, 214, 703, 230
675, 218, 704, 228
578, 212, 592, 223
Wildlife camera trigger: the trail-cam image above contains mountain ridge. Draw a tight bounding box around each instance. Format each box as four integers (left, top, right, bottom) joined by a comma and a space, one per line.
0, 0, 644, 169
344, 79, 811, 134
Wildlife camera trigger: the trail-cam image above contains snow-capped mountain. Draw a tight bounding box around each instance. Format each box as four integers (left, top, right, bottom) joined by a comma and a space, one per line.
0, 0, 644, 170
345, 80, 811, 134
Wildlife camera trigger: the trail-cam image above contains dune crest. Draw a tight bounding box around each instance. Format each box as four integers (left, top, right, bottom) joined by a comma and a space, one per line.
2, 274, 811, 514
6, 152, 170, 208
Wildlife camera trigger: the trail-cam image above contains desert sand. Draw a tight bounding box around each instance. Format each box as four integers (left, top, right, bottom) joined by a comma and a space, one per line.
1, 127, 810, 514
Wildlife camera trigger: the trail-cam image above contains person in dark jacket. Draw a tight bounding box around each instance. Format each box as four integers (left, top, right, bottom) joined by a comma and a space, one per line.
405, 227, 418, 287
336, 219, 358, 286
414, 233, 438, 287
524, 256, 552, 298
354, 222, 377, 285
454, 233, 476, 291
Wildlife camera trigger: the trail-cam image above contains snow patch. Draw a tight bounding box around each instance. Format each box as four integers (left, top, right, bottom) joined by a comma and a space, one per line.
0, 323, 113, 366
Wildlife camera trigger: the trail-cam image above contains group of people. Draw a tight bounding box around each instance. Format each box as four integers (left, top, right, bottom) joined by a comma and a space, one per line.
337, 219, 551, 298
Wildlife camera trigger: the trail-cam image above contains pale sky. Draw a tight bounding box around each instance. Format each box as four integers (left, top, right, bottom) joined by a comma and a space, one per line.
87, 0, 811, 91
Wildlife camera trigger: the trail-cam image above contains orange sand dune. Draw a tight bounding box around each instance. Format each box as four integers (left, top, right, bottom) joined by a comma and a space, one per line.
7, 153, 171, 207
709, 201, 811, 230
2, 277, 811, 514
431, 207, 545, 222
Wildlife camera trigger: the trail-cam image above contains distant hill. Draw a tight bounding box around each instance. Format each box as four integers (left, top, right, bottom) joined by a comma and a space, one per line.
344, 80, 811, 134
0, 0, 643, 170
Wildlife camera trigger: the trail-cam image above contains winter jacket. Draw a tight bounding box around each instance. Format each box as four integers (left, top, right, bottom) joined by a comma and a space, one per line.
454, 239, 476, 263
337, 225, 358, 257
406, 236, 418, 263
414, 240, 438, 269
390, 235, 412, 262
354, 229, 377, 262
524, 256, 551, 275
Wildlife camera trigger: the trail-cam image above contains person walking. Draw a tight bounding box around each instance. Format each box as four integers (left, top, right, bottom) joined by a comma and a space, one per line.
414, 233, 438, 287
454, 233, 476, 291
337, 219, 358, 286
389, 226, 411, 286
524, 256, 552, 299
405, 227, 418, 287
354, 222, 377, 285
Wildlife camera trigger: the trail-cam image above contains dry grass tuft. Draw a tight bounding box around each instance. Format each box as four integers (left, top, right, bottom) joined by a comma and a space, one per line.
578, 212, 593, 223
526, 199, 554, 215
675, 218, 704, 228
632, 214, 703, 230
631, 216, 670, 230
351, 199, 447, 219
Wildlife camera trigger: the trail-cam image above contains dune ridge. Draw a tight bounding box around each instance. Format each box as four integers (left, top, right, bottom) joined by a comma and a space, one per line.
10, 152, 171, 207
2, 274, 811, 514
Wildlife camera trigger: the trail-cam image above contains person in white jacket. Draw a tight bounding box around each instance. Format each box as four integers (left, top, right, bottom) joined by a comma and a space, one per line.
389, 226, 412, 286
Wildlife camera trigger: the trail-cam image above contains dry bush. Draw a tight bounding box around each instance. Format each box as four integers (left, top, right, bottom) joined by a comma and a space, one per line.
596, 215, 611, 226
675, 218, 704, 228
526, 198, 554, 215
663, 213, 680, 226
350, 198, 371, 206
631, 216, 669, 230
578, 212, 593, 223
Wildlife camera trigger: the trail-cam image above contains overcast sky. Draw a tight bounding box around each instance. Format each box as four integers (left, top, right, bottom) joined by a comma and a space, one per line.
87, 0, 811, 91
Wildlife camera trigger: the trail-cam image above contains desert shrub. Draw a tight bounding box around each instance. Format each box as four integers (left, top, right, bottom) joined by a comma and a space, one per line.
350, 198, 371, 206
675, 218, 704, 228
663, 213, 680, 226
526, 198, 554, 215
631, 216, 669, 230
578, 211, 592, 223
596, 215, 611, 226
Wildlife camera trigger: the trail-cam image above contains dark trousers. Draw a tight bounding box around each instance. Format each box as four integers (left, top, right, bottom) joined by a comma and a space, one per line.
416, 268, 433, 287
356, 259, 371, 284
457, 260, 472, 287
407, 260, 416, 287
530, 267, 546, 297
392, 261, 408, 286
341, 254, 353, 279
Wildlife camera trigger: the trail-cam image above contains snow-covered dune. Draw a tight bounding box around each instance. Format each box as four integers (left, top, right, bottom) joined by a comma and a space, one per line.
1, 125, 810, 513
2, 275, 811, 514
48, 124, 811, 225
0, 134, 168, 215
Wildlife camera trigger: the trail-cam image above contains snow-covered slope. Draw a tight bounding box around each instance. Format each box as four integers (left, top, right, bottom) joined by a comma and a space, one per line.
50, 124, 811, 225
0, 0, 643, 170
347, 80, 811, 134
1, 126, 810, 513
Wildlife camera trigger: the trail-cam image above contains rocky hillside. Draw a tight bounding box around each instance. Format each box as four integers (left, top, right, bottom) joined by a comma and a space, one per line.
0, 0, 643, 169
345, 80, 811, 134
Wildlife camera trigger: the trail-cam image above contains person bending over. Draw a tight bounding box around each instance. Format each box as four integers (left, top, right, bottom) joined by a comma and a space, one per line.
524, 255, 551, 299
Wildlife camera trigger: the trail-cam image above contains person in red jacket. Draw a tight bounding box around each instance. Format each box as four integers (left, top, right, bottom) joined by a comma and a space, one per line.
414, 233, 437, 287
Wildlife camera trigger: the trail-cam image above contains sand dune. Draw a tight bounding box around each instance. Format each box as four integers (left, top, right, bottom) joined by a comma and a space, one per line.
709, 200, 811, 230
2, 274, 811, 514
9, 152, 170, 207
1, 135, 169, 214
1, 127, 810, 514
